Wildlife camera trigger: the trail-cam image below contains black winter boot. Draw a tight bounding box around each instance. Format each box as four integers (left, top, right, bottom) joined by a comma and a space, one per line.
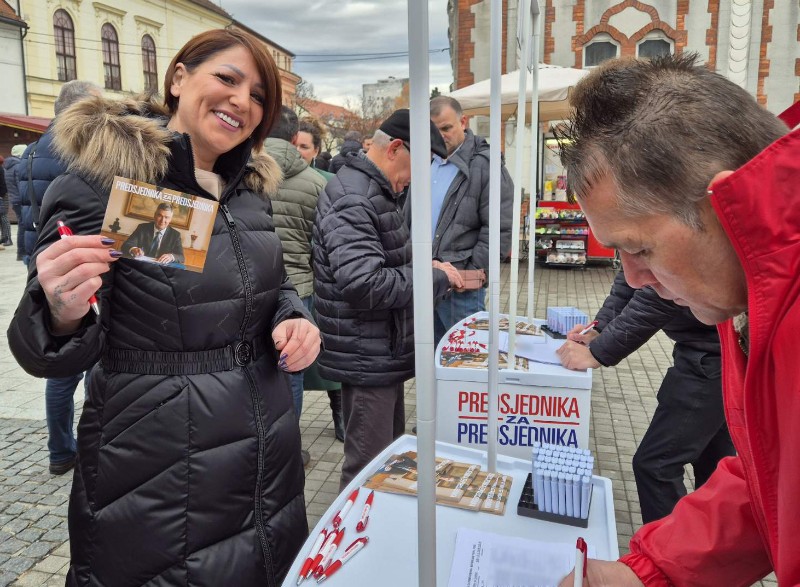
328, 389, 345, 442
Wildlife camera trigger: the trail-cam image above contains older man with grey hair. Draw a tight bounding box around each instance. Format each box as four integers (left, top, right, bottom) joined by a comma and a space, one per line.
15, 79, 102, 476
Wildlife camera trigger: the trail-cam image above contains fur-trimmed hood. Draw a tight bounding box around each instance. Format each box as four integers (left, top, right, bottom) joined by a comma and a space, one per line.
51, 95, 281, 197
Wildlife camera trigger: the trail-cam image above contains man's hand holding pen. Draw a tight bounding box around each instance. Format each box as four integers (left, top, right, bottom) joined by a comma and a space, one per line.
556, 323, 602, 371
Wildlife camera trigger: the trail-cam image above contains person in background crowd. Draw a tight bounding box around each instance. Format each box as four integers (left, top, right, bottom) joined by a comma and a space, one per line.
361, 136, 373, 151
17, 81, 102, 266
0, 156, 10, 249
316, 150, 332, 171
328, 130, 362, 174
295, 118, 334, 180
15, 80, 102, 476
8, 28, 318, 584
556, 54, 797, 586
4, 144, 26, 260
412, 96, 514, 344
291, 116, 345, 442
313, 109, 464, 491
557, 268, 735, 524
264, 107, 341, 463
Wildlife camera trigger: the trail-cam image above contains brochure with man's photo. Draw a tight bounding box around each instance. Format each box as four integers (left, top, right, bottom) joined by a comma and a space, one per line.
101, 176, 218, 273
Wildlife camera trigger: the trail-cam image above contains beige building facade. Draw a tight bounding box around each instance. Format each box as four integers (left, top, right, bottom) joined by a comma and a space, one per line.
19, 0, 299, 117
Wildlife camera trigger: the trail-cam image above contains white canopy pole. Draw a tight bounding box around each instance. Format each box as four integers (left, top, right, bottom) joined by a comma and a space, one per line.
508, 0, 531, 368
486, 0, 502, 473
407, 0, 437, 585
527, 2, 541, 322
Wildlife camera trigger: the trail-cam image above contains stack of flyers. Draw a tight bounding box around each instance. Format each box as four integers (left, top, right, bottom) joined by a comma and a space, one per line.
363, 452, 512, 516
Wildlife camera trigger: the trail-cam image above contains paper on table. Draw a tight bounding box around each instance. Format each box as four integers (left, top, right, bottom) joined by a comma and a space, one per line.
498, 331, 562, 365
448, 527, 596, 587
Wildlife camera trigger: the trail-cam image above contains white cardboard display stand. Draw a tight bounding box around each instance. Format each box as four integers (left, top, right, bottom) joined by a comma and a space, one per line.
282, 435, 618, 587
435, 312, 592, 459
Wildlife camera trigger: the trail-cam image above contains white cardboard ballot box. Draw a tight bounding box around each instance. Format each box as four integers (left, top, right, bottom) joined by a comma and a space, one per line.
435, 312, 592, 460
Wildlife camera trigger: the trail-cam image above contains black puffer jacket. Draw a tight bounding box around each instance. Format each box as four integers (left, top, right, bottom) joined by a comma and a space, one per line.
7, 97, 308, 586
589, 269, 720, 367
328, 138, 362, 174
313, 153, 449, 385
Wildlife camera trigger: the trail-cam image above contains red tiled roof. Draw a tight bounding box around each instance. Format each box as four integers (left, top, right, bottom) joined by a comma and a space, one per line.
0, 0, 25, 25
303, 99, 354, 121
0, 113, 51, 133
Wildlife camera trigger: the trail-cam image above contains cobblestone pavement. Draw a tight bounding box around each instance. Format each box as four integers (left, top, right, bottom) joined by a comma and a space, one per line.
0, 226, 776, 586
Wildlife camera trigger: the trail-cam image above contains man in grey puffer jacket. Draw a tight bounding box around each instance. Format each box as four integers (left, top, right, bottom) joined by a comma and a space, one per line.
425, 96, 514, 344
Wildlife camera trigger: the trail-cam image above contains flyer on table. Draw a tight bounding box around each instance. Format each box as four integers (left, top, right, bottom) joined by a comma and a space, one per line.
101, 176, 218, 273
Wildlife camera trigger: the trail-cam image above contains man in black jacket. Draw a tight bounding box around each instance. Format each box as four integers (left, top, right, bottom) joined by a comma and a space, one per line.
313, 109, 462, 490
328, 130, 363, 174
557, 269, 735, 523
122, 203, 185, 264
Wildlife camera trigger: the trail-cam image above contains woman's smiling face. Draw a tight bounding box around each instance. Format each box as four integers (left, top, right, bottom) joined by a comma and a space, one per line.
168, 45, 265, 171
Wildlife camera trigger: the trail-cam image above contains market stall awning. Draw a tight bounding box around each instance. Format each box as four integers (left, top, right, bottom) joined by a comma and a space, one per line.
0, 113, 51, 134
448, 64, 589, 121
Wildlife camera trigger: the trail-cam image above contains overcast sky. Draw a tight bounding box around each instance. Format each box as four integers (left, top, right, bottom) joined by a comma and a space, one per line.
219, 0, 453, 107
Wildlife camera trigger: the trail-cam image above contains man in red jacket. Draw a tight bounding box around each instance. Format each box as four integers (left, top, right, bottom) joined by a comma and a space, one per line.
556, 54, 798, 586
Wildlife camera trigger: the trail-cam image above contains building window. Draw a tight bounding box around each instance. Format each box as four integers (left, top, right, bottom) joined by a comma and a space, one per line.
584, 40, 618, 67
53, 10, 76, 82
638, 39, 672, 59
141, 35, 158, 92
101, 23, 121, 91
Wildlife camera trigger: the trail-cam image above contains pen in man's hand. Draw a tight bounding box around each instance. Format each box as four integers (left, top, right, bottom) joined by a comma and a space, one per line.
56, 220, 100, 316
573, 537, 587, 587
578, 321, 598, 336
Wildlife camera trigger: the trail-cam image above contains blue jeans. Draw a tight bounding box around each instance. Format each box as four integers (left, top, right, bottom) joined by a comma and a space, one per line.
433, 287, 487, 345
45, 373, 83, 464
289, 296, 313, 423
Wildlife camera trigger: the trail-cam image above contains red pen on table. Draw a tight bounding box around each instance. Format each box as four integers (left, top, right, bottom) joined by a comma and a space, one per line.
578, 321, 598, 336
332, 488, 359, 529
304, 529, 338, 584
316, 537, 368, 584
313, 528, 345, 578
573, 537, 587, 587
296, 528, 328, 585
56, 221, 100, 315
356, 490, 374, 532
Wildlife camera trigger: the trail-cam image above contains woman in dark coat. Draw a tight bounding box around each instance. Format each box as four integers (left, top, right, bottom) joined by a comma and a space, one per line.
7, 29, 319, 586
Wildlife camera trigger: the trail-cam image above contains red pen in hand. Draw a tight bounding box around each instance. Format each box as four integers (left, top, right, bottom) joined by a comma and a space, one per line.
356, 490, 374, 532
56, 220, 100, 315
573, 537, 587, 587
578, 321, 598, 336
316, 537, 368, 584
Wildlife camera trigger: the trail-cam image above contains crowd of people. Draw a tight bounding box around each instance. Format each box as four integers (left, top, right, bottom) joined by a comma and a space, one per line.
3, 26, 798, 587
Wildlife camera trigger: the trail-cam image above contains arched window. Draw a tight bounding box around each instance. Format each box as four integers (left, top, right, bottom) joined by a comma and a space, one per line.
638, 38, 672, 59
584, 39, 618, 67
53, 10, 76, 81
101, 23, 121, 90
141, 35, 158, 91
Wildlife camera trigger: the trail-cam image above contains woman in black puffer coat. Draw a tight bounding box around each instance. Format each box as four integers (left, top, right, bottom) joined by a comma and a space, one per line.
7, 29, 319, 586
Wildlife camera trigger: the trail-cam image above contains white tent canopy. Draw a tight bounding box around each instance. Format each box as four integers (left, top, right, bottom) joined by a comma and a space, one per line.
448, 64, 589, 120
